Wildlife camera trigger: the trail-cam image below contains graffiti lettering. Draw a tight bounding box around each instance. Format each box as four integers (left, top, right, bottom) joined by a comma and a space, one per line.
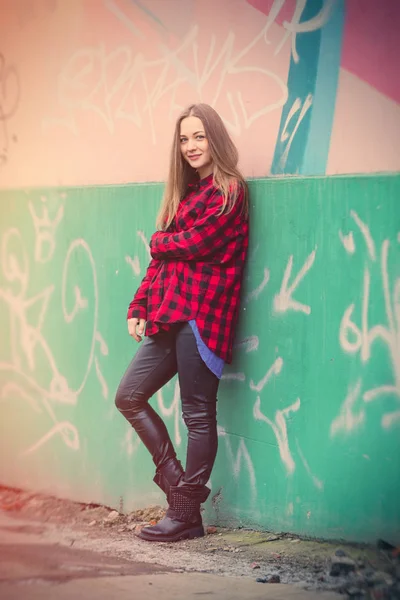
335, 213, 400, 433
43, 19, 288, 140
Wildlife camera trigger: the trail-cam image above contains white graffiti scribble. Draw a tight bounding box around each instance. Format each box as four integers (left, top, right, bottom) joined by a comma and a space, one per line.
218, 425, 257, 502
125, 230, 153, 278
95, 356, 108, 399
330, 380, 365, 437
278, 94, 313, 171
122, 428, 141, 457
274, 247, 317, 315
296, 440, 324, 490
125, 255, 141, 275
382, 411, 400, 428
250, 356, 283, 392
0, 221, 109, 455
295, 439, 324, 490
28, 193, 66, 263
22, 420, 80, 456
0, 381, 40, 412
336, 212, 399, 432
221, 372, 246, 382
245, 268, 270, 302
42, 15, 289, 141
137, 230, 151, 259
40, 0, 334, 172
235, 336, 259, 353
264, 0, 337, 63
248, 352, 322, 486
339, 230, 355, 255
254, 394, 301, 475
250, 356, 299, 473
350, 210, 376, 261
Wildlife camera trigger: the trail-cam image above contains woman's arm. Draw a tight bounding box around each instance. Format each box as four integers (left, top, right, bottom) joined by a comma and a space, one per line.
150, 188, 246, 262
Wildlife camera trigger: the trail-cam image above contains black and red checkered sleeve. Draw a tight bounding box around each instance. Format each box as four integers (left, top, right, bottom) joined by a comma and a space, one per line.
127, 258, 162, 320
150, 187, 245, 262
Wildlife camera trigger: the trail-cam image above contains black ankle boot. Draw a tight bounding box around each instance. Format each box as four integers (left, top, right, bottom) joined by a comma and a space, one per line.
137, 486, 209, 543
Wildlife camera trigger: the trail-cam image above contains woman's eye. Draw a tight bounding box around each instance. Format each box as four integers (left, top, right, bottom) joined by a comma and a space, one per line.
180, 138, 187, 144
196, 135, 205, 140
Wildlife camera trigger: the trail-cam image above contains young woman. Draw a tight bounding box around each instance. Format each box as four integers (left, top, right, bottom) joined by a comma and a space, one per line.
115, 103, 249, 543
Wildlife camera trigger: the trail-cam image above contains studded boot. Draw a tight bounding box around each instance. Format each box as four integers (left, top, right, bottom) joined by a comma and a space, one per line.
137, 485, 210, 542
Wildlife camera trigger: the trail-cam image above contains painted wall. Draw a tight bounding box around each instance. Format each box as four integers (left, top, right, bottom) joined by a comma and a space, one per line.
1, 175, 399, 543
0, 0, 399, 543
0, 0, 400, 189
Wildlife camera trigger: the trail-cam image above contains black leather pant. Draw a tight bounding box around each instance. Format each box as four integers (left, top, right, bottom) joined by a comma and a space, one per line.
115, 323, 219, 495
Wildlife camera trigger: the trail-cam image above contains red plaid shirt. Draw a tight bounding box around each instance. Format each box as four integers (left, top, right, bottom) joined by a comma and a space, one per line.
127, 174, 249, 363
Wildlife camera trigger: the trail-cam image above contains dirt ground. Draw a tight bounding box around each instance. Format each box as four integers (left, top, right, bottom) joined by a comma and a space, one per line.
0, 486, 399, 598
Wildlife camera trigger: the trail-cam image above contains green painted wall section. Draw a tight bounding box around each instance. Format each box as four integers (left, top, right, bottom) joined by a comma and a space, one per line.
0, 175, 399, 543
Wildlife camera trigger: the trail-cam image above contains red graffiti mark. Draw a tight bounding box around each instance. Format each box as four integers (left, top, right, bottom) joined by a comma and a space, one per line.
246, 0, 295, 24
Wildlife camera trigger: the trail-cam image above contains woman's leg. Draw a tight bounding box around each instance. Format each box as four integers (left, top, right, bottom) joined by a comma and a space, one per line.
137, 323, 219, 542
176, 323, 219, 497
115, 330, 183, 491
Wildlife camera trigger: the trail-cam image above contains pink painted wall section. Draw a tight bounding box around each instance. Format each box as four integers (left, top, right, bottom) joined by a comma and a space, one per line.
327, 71, 400, 176
327, 0, 400, 174
0, 0, 399, 188
340, 0, 400, 104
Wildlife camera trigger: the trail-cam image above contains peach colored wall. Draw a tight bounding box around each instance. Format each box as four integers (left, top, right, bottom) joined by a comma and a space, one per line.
0, 0, 399, 188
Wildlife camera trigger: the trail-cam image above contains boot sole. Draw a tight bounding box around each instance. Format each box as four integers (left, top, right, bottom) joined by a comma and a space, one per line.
136, 526, 204, 543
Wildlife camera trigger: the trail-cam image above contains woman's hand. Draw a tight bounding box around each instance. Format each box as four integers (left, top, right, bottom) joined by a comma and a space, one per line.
127, 318, 146, 342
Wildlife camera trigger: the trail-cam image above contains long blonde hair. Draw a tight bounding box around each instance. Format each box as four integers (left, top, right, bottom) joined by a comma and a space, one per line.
157, 103, 249, 230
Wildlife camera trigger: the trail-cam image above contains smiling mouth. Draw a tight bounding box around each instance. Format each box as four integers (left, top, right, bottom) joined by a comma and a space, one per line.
188, 154, 201, 160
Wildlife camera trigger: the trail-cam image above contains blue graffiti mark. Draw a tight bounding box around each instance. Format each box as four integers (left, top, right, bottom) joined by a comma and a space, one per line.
302, 0, 344, 174
271, 0, 344, 176
130, 0, 167, 30
105, 0, 145, 38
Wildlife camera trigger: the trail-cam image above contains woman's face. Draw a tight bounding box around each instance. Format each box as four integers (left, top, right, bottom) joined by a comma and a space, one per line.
180, 116, 213, 178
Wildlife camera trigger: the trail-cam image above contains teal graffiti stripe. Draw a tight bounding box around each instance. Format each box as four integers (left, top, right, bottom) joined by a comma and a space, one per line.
131, 0, 167, 30
271, 0, 324, 175
302, 0, 345, 175
271, 0, 344, 176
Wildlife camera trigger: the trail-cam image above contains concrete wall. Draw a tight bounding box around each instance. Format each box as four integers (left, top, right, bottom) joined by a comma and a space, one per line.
0, 1, 399, 544
1, 175, 399, 543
